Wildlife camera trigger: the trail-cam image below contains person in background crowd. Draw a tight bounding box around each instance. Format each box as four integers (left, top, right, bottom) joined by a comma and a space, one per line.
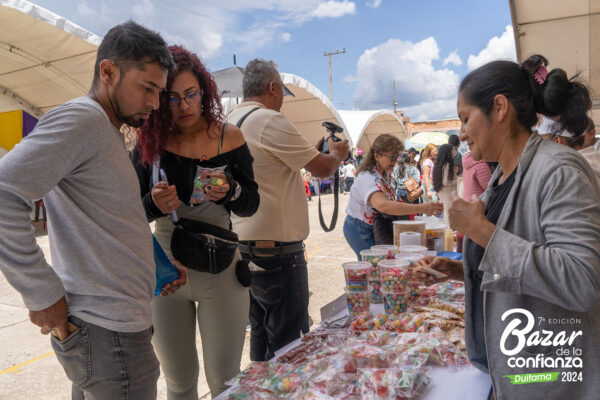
407, 147, 419, 166
339, 161, 346, 194
344, 160, 356, 192
303, 171, 313, 201
392, 152, 420, 203
420, 143, 438, 201
344, 134, 442, 259
226, 58, 349, 362
0, 22, 182, 399
448, 134, 463, 175
432, 144, 457, 225
133, 46, 259, 398
537, 116, 600, 184
415, 54, 600, 400
581, 117, 597, 150
462, 143, 492, 201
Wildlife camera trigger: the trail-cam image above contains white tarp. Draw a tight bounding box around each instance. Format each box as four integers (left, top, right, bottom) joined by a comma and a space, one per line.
0, 0, 100, 117
509, 0, 599, 124
223, 72, 350, 147
337, 109, 406, 154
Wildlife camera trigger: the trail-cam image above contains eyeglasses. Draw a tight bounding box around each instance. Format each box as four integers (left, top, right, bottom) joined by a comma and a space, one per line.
378, 153, 398, 163
168, 90, 202, 107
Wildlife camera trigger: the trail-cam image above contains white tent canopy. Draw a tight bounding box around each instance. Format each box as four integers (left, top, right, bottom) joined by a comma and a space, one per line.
222, 73, 350, 147
510, 0, 599, 124
0, 0, 100, 117
337, 109, 407, 155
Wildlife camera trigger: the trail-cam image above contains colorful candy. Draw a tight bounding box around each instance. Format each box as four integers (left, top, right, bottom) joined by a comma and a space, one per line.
382, 290, 412, 316
342, 262, 371, 291
379, 259, 419, 293
394, 253, 424, 266
359, 249, 386, 279
345, 289, 370, 316
370, 245, 399, 260
368, 280, 382, 304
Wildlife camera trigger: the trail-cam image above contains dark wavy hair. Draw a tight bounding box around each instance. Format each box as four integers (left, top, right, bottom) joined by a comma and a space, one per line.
135, 45, 223, 166
459, 54, 591, 138
357, 134, 404, 174
432, 144, 454, 192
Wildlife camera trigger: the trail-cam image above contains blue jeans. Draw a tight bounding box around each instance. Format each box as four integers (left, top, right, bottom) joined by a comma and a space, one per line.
51, 316, 159, 400
241, 250, 309, 361
343, 215, 375, 260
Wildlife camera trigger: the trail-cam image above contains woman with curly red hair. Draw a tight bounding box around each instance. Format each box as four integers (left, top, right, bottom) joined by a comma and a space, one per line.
132, 46, 259, 398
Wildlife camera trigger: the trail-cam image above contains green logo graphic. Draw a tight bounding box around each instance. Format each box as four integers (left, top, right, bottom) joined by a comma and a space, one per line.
503, 372, 560, 385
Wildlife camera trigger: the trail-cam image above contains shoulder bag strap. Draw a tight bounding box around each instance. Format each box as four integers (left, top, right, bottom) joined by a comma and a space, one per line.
218, 122, 227, 156
235, 107, 260, 128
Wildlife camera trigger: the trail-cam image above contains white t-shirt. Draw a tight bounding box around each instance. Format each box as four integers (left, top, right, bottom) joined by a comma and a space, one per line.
344, 163, 356, 178
345, 170, 384, 224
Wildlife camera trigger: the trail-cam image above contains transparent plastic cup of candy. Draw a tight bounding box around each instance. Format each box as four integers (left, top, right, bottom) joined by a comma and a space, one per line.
379, 259, 420, 293
359, 249, 387, 279
370, 244, 399, 260
394, 253, 425, 266
342, 261, 371, 291
382, 290, 411, 316
345, 288, 371, 316
397, 245, 428, 254
368, 279, 383, 304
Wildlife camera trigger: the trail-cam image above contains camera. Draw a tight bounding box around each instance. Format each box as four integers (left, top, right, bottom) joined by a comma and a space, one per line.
319, 121, 344, 154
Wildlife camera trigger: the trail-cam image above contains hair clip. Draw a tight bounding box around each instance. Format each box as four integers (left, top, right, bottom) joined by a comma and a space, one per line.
533, 65, 548, 85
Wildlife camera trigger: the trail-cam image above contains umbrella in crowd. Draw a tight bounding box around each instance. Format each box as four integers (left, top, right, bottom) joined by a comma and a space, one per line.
406, 131, 450, 146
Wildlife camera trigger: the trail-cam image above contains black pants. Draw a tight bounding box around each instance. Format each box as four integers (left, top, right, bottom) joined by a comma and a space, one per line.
241, 249, 309, 361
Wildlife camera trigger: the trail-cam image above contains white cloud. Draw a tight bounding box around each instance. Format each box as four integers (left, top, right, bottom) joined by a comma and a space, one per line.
132, 0, 155, 24
281, 32, 291, 42
76, 2, 95, 17
344, 74, 358, 83
367, 0, 382, 7
312, 1, 356, 19
402, 99, 457, 121
443, 50, 462, 67
467, 25, 517, 70
351, 37, 459, 120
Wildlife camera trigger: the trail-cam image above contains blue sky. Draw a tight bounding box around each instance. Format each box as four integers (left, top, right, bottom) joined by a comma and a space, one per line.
31, 0, 516, 121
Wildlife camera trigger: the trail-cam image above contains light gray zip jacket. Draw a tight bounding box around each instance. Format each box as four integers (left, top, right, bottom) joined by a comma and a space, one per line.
463, 133, 600, 399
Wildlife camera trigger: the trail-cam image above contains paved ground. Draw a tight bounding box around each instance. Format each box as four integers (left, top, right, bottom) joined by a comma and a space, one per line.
0, 192, 354, 399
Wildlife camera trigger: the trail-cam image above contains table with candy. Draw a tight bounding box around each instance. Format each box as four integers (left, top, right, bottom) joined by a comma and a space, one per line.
216, 280, 491, 400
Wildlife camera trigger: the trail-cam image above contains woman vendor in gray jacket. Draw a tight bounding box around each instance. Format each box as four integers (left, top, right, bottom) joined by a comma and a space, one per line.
416, 54, 600, 399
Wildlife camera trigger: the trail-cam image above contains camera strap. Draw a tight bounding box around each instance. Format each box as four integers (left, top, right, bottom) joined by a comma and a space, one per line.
317, 170, 339, 232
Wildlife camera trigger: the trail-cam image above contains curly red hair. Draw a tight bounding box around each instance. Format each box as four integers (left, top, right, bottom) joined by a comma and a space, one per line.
135, 45, 223, 166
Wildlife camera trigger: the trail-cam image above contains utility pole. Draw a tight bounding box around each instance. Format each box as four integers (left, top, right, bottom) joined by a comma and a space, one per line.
393, 81, 397, 113
324, 49, 346, 102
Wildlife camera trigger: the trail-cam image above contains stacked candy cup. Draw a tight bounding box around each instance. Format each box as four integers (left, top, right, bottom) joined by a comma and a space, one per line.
394, 253, 424, 266
360, 250, 387, 304
342, 261, 371, 291
345, 288, 371, 317
397, 245, 428, 255
379, 259, 420, 316
370, 245, 399, 260
342, 262, 372, 315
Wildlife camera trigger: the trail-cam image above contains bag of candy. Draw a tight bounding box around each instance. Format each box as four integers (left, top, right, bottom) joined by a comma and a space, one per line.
190, 165, 227, 205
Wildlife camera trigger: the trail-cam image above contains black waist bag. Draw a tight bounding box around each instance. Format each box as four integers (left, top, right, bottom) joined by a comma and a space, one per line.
170, 218, 239, 274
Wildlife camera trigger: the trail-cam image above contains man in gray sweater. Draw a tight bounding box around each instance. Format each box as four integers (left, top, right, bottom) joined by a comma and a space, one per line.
0, 22, 177, 399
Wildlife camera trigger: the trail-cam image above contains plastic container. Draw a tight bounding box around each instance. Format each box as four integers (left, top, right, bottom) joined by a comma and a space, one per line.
345, 288, 370, 316
379, 259, 419, 293
393, 220, 426, 247
370, 245, 399, 260
360, 249, 387, 279
397, 245, 428, 254
368, 279, 383, 304
342, 261, 371, 291
382, 290, 411, 316
394, 253, 424, 266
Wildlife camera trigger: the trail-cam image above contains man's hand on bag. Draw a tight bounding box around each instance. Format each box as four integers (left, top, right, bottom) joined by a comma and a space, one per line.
204, 173, 230, 202
413, 256, 464, 285
151, 181, 179, 214
160, 260, 187, 296
29, 296, 69, 340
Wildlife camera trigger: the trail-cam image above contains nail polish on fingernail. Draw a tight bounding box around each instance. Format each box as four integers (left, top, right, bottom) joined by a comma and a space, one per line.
206, 186, 212, 190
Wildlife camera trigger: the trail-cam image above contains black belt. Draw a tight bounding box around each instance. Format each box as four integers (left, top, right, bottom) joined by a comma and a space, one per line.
238, 241, 304, 257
